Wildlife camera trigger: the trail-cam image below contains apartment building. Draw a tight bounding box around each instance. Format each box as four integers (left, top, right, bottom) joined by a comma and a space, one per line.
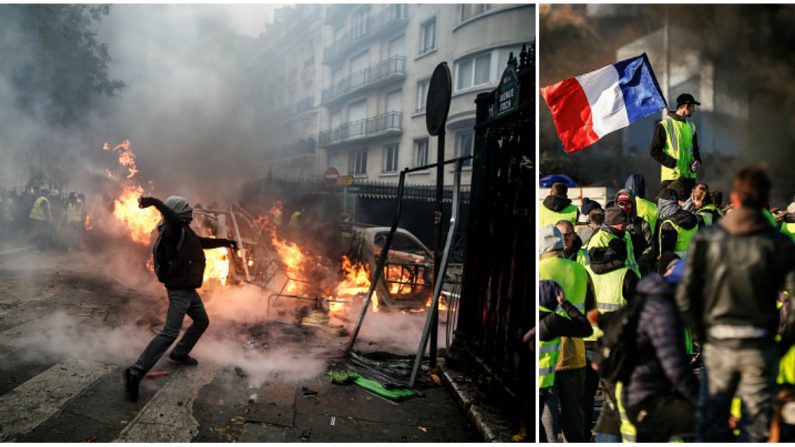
261, 4, 534, 186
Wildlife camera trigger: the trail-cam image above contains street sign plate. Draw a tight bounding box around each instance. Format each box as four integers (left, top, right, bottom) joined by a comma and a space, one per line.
425, 63, 452, 136
491, 66, 518, 119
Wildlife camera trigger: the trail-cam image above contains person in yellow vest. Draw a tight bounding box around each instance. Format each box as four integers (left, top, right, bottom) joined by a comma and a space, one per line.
555, 220, 583, 262
539, 182, 579, 228
782, 200, 795, 243
676, 167, 795, 442
64, 192, 84, 251
581, 205, 640, 439
657, 184, 698, 259
624, 174, 658, 241
689, 182, 723, 228
615, 188, 654, 275
539, 224, 595, 442
650, 93, 702, 193
29, 188, 52, 249
538, 279, 592, 443
576, 198, 603, 246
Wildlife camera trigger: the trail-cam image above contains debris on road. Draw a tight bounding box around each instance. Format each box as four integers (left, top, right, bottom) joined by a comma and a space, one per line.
144, 371, 169, 378
85, 434, 97, 442
418, 426, 427, 433
234, 367, 247, 378
301, 386, 318, 397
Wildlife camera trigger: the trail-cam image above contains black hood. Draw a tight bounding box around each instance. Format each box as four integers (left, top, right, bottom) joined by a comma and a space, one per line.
543, 194, 573, 212
624, 174, 646, 200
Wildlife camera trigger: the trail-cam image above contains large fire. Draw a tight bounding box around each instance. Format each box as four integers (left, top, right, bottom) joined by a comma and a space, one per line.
203, 245, 231, 286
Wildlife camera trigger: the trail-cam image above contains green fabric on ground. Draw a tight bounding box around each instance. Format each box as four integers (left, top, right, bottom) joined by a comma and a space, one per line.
326, 368, 415, 400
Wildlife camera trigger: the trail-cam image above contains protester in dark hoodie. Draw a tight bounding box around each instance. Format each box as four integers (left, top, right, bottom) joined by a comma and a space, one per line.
676, 167, 795, 442
615, 188, 653, 274
539, 182, 579, 228
657, 182, 699, 258
123, 195, 238, 402
622, 265, 699, 442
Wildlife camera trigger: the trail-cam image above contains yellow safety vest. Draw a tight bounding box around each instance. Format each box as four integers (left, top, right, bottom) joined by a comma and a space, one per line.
539, 305, 564, 389
540, 256, 588, 314
658, 219, 698, 257
697, 204, 722, 226
660, 116, 696, 181
66, 202, 83, 223
762, 208, 778, 228
288, 211, 302, 229
538, 202, 578, 228
583, 266, 633, 341
779, 345, 795, 385
635, 196, 658, 233
782, 222, 795, 243
615, 381, 638, 443
29, 196, 51, 222
587, 229, 640, 276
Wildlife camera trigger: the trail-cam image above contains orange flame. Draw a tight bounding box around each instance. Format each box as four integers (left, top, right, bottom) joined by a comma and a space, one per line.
336, 256, 379, 312
270, 230, 306, 294
113, 183, 161, 245
203, 245, 230, 286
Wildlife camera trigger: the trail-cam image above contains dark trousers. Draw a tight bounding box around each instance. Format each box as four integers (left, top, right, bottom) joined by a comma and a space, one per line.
555, 367, 587, 442
627, 393, 695, 442
130, 288, 209, 377
698, 342, 778, 442
584, 350, 600, 439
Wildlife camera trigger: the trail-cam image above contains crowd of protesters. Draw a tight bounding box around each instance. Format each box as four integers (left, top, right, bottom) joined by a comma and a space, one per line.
0, 185, 87, 251
538, 168, 795, 442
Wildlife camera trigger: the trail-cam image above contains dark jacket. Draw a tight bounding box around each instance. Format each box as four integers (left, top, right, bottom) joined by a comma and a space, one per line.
539, 300, 593, 342
649, 111, 702, 169
625, 275, 699, 408
624, 174, 647, 200
151, 198, 232, 289
676, 207, 795, 348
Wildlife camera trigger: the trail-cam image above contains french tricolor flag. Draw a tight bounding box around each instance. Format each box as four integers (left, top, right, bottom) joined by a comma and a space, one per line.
541, 53, 666, 153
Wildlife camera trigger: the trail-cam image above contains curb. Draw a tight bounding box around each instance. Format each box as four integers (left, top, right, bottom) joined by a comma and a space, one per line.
440, 364, 516, 442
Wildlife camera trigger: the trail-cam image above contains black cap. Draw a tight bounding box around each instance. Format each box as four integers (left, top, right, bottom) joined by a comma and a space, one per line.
604, 205, 627, 225
676, 93, 701, 107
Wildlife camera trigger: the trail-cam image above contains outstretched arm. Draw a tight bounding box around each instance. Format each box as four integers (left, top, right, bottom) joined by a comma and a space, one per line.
199, 237, 237, 250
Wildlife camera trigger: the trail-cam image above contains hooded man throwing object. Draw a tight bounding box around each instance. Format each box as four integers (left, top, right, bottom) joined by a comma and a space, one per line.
123, 195, 237, 402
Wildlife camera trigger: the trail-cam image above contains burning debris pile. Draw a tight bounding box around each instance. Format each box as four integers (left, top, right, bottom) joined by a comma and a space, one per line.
91, 139, 437, 329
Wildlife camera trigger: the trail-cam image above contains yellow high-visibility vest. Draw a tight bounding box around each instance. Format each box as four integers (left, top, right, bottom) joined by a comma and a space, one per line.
660, 116, 696, 181
781, 222, 795, 243
538, 203, 578, 228
539, 304, 564, 389
658, 219, 698, 257
635, 196, 658, 233
29, 196, 51, 222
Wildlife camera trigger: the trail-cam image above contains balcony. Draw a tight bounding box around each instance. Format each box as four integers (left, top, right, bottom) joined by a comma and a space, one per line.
318, 111, 402, 147
294, 96, 315, 115
323, 5, 408, 65
322, 56, 406, 106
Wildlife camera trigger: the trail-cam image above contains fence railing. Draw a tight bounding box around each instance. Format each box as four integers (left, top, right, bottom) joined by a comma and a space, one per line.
319, 111, 402, 146
322, 56, 406, 105
323, 5, 408, 64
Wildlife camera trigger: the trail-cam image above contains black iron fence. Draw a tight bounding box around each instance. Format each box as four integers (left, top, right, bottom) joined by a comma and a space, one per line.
450, 42, 535, 431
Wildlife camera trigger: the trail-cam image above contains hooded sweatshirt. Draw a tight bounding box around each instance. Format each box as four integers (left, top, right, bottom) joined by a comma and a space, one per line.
657, 197, 698, 254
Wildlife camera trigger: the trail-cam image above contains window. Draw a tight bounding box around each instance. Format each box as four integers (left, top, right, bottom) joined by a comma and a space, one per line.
353, 9, 369, 39
383, 144, 399, 173
456, 131, 474, 167
460, 4, 490, 22
419, 18, 436, 54
456, 52, 492, 91
416, 79, 429, 113
350, 149, 368, 175
388, 35, 405, 58
413, 138, 429, 167
386, 90, 402, 113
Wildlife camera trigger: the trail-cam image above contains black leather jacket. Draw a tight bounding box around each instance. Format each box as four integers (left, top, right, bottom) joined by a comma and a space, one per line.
675, 208, 795, 348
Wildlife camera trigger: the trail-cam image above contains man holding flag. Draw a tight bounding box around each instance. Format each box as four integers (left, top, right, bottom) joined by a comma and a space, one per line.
650, 93, 703, 193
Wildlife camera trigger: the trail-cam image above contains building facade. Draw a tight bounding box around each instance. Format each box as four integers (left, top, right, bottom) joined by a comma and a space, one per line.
260, 4, 535, 186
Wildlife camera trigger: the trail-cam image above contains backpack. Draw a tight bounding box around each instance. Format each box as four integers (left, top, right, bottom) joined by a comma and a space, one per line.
593, 295, 647, 383
152, 225, 186, 283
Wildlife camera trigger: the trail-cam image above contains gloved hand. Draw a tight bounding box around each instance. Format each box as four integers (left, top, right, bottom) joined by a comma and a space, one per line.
138, 196, 157, 209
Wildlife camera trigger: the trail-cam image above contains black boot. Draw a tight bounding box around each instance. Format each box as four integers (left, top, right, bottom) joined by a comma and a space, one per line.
123, 367, 140, 402
168, 352, 199, 366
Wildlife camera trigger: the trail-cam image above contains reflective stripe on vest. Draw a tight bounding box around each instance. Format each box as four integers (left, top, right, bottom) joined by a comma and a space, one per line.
782, 222, 795, 243
538, 203, 578, 228
29, 196, 51, 221
635, 196, 658, 232
660, 116, 696, 181
615, 381, 638, 443
584, 266, 632, 341
539, 256, 588, 317
659, 219, 698, 257
539, 304, 565, 389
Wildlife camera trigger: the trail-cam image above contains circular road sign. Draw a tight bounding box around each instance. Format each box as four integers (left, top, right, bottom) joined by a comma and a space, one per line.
425, 62, 452, 136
